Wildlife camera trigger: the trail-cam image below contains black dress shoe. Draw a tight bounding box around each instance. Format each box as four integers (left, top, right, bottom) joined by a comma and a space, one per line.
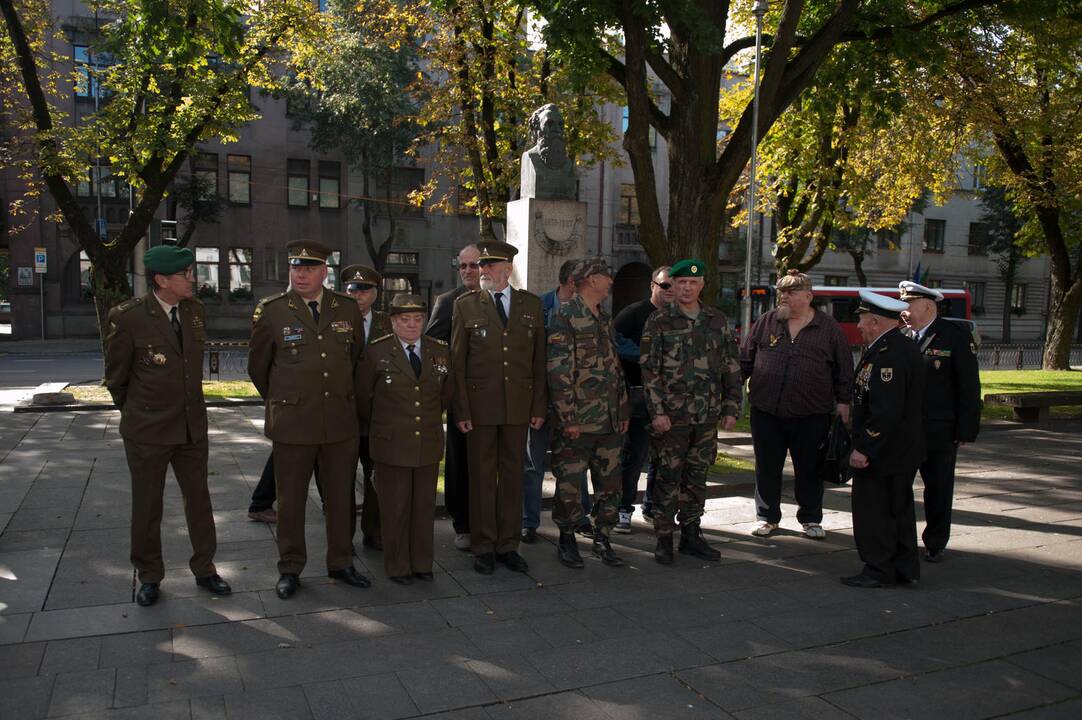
135, 582, 159, 607
413, 571, 434, 581
388, 575, 412, 585
363, 535, 383, 551
474, 552, 495, 574
328, 566, 372, 588
840, 573, 893, 589
195, 573, 232, 596
520, 527, 538, 544
496, 550, 529, 573
924, 548, 946, 563
276, 574, 299, 599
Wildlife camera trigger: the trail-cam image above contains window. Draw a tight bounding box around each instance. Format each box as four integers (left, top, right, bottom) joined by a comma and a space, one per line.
228, 248, 253, 300
1011, 283, 1027, 312
324, 251, 340, 289
227, 155, 251, 205
877, 229, 900, 250
195, 247, 220, 296
963, 280, 986, 312
967, 222, 988, 255
160, 219, 177, 243
263, 245, 279, 281
618, 183, 639, 226
75, 166, 128, 199
385, 252, 419, 266
383, 277, 412, 294
972, 163, 986, 190
192, 153, 218, 201
287, 159, 309, 207
318, 161, 341, 209
79, 251, 92, 298
620, 107, 657, 149
73, 45, 95, 98
923, 219, 946, 253
824, 275, 847, 287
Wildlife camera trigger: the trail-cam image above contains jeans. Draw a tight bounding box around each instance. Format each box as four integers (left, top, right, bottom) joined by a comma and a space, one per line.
523, 421, 591, 529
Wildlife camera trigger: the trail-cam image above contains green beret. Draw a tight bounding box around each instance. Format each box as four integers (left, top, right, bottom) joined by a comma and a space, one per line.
670, 259, 706, 278
144, 246, 194, 274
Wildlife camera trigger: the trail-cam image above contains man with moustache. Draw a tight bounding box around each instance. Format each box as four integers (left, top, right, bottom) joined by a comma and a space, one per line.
898, 280, 980, 564
451, 241, 546, 574
104, 246, 230, 606
248, 240, 370, 598
426, 244, 481, 551
740, 270, 853, 540
357, 294, 452, 584
342, 263, 392, 550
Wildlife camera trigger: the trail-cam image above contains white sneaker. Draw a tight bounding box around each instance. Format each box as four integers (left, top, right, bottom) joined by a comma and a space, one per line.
802, 523, 826, 540
751, 521, 777, 537
614, 511, 632, 534
454, 533, 471, 551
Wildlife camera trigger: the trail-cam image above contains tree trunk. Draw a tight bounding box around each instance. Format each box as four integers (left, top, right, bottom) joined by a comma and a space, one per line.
850, 250, 867, 286
91, 251, 133, 357
1001, 273, 1013, 344
1043, 265, 1082, 370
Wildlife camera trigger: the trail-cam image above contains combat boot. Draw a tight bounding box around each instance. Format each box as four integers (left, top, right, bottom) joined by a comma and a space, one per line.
592, 536, 624, 567
557, 531, 584, 569
679, 521, 721, 561
654, 535, 674, 565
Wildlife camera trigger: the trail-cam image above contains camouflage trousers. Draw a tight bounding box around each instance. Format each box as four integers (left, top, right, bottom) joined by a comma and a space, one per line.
550, 431, 623, 536
650, 423, 718, 537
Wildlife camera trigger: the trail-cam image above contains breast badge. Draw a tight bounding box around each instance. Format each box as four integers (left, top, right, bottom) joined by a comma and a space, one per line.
880, 368, 893, 383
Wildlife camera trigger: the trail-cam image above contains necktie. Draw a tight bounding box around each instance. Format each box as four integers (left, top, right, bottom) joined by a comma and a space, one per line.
170, 307, 183, 347
494, 291, 508, 327
407, 343, 422, 378
308, 300, 320, 324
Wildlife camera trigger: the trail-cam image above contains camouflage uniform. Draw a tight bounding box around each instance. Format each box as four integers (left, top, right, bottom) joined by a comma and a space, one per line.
640, 303, 741, 537
546, 294, 629, 537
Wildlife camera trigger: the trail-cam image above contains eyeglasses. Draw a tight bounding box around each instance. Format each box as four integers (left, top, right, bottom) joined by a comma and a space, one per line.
457, 262, 480, 270
652, 281, 672, 290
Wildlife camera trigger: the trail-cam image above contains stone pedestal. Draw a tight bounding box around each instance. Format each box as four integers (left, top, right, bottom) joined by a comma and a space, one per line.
506, 198, 589, 294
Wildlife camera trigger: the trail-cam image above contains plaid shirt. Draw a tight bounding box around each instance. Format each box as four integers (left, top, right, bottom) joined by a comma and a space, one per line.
740, 308, 853, 418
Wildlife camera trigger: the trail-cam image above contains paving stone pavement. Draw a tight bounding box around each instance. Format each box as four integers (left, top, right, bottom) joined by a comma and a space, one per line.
1, 408, 1081, 719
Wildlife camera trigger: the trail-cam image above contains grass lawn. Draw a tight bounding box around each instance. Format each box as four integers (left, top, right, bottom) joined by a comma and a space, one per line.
980, 370, 1082, 420
69, 380, 260, 403
710, 452, 755, 476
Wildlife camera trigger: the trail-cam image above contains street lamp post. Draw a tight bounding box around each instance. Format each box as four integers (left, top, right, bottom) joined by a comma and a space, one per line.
742, 0, 768, 338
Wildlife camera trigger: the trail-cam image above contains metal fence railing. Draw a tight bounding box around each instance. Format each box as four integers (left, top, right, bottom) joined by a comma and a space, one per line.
849, 343, 1082, 371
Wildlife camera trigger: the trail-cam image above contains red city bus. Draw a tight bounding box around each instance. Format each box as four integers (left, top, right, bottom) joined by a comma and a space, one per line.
738, 285, 972, 346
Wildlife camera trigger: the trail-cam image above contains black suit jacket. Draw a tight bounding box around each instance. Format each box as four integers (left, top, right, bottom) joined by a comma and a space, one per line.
852, 327, 926, 474
425, 285, 470, 342
914, 316, 981, 449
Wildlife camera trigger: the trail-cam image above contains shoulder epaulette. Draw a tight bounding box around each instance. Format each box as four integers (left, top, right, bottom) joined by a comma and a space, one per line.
370, 333, 393, 344
258, 291, 288, 306
114, 297, 144, 314
456, 290, 482, 302
427, 336, 448, 346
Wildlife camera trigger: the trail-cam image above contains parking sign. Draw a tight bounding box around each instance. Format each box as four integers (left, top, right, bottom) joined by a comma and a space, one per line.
34, 247, 47, 274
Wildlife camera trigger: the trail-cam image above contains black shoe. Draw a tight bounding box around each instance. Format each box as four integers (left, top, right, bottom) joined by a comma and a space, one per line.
388, 575, 412, 585
840, 573, 893, 588
557, 531, 584, 569
135, 582, 159, 607
520, 527, 538, 544
362, 535, 383, 551
642, 506, 655, 521
924, 548, 946, 563
592, 536, 624, 567
897, 576, 920, 587
413, 571, 434, 581
575, 521, 595, 538
195, 573, 231, 596
654, 535, 674, 565
496, 550, 529, 573
474, 552, 495, 574
678, 522, 721, 561
276, 574, 299, 599
328, 566, 372, 588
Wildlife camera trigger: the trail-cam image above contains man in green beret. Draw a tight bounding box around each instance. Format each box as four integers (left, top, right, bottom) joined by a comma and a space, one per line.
640, 258, 742, 565
104, 245, 230, 607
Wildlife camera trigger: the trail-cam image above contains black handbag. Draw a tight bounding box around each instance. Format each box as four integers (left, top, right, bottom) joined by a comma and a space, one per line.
818, 414, 853, 486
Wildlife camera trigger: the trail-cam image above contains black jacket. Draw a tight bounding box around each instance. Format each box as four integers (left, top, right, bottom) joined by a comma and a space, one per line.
425, 285, 470, 342
913, 316, 981, 450
851, 327, 926, 474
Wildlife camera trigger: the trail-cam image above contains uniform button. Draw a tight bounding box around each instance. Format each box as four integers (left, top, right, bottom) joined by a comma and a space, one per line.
503, 361, 508, 366
323, 372, 329, 378
415, 416, 421, 421
414, 386, 419, 391
503, 346, 508, 351
317, 334, 323, 340
414, 431, 420, 436
321, 352, 326, 358
324, 391, 329, 397
414, 401, 420, 407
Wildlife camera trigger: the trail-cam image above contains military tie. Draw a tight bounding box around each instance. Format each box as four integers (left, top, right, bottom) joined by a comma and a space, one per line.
407, 343, 422, 378
170, 307, 183, 348
494, 291, 508, 327
308, 300, 320, 324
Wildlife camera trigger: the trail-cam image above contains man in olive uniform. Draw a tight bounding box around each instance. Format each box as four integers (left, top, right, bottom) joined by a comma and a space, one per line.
357, 294, 453, 584
342, 263, 393, 550
843, 290, 926, 588
104, 246, 230, 606
640, 259, 742, 565
248, 239, 370, 599
451, 241, 546, 574
899, 280, 980, 564
547, 257, 629, 568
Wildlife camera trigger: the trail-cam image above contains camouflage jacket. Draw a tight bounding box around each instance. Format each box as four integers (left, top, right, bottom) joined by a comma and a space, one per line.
546, 294, 629, 433
640, 303, 742, 425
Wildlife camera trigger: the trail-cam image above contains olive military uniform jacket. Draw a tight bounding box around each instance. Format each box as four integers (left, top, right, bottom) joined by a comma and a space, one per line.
358, 334, 453, 467
913, 317, 981, 450
851, 327, 926, 473
104, 295, 208, 444
450, 287, 547, 425
546, 294, 629, 434
247, 289, 365, 444
358, 309, 392, 436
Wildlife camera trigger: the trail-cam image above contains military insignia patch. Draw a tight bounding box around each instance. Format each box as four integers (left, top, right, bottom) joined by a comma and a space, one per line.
769, 334, 779, 347
331, 320, 352, 333
152, 352, 167, 366
282, 326, 304, 342
866, 428, 881, 437
880, 368, 893, 383
191, 315, 204, 329
252, 305, 263, 324
934, 359, 941, 370
970, 342, 977, 354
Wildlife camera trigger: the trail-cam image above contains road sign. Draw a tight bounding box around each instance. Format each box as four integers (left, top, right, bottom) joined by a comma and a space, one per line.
34, 247, 47, 274
96, 217, 108, 240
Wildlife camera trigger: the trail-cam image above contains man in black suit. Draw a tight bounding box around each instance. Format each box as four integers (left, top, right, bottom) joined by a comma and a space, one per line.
843, 290, 925, 589
899, 281, 981, 564
426, 244, 480, 550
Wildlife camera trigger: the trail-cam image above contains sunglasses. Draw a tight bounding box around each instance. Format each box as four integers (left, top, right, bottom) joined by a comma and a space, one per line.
652, 281, 673, 290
